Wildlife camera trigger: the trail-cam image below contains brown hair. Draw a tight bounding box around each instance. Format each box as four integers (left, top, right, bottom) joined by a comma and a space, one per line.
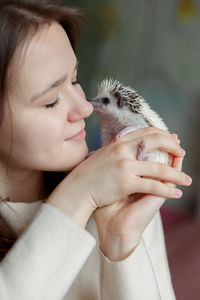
0, 0, 84, 261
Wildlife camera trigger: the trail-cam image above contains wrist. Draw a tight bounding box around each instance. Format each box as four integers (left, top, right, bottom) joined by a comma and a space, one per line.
102, 245, 137, 262
46, 193, 94, 229
99, 233, 139, 262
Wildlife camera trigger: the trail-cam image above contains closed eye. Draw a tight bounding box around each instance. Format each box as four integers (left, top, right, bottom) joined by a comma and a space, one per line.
44, 80, 81, 109
72, 80, 81, 85
44, 98, 59, 109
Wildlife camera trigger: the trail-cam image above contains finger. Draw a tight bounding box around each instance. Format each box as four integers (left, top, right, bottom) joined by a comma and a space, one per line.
133, 176, 183, 199
172, 156, 183, 171
160, 157, 185, 188
171, 133, 181, 143
114, 126, 170, 141
86, 151, 96, 159
165, 181, 176, 188
136, 134, 185, 157
171, 133, 178, 139
114, 125, 145, 141
115, 126, 179, 143
132, 160, 192, 186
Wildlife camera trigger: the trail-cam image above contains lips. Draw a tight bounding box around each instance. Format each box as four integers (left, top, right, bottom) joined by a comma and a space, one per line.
65, 128, 86, 141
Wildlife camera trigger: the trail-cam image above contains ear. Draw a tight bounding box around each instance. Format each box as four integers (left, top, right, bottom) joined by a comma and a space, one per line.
114, 91, 123, 108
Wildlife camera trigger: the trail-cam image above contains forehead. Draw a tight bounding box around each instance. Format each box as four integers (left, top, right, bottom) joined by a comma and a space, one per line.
8, 22, 76, 101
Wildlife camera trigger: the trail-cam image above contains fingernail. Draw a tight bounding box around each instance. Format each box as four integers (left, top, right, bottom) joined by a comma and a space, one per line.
186, 175, 192, 185
171, 133, 178, 139
175, 189, 182, 198
171, 134, 181, 144
181, 149, 186, 155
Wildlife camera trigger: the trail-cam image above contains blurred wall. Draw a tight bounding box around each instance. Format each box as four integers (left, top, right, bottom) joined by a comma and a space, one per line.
65, 0, 200, 214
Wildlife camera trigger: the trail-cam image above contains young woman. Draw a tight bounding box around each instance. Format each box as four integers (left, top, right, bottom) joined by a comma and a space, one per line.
0, 1, 192, 299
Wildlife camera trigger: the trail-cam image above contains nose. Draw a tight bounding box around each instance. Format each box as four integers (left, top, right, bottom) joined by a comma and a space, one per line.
67, 90, 94, 122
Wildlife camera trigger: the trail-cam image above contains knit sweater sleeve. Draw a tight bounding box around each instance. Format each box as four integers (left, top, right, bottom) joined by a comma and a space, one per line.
99, 211, 176, 300
0, 203, 96, 300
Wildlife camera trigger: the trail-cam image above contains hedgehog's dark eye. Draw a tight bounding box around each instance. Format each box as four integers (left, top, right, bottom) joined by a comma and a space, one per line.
102, 97, 110, 104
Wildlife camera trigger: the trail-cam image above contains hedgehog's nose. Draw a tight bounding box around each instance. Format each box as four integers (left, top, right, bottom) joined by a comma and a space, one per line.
87, 97, 96, 103
87, 98, 106, 114
87, 97, 101, 108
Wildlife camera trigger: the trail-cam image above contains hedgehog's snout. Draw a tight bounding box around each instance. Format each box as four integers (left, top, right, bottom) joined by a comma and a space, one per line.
88, 97, 110, 113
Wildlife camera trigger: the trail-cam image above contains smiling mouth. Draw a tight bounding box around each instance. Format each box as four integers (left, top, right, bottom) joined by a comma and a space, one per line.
65, 128, 86, 142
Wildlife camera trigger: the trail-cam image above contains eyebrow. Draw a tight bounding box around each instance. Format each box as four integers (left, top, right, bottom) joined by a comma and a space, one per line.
30, 60, 79, 102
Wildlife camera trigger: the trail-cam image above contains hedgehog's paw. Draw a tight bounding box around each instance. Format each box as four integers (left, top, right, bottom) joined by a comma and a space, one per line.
136, 140, 150, 161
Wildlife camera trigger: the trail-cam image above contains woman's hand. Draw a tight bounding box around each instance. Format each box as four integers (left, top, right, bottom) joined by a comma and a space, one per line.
47, 127, 191, 229
93, 132, 191, 262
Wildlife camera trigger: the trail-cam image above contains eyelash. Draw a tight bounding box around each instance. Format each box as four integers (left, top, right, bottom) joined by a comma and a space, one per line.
44, 80, 81, 109
72, 80, 81, 86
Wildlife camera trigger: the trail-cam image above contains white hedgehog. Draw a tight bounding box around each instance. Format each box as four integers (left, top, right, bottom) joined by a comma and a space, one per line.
89, 78, 170, 165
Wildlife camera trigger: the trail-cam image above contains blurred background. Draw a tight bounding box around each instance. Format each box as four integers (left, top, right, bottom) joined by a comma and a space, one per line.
65, 1, 200, 298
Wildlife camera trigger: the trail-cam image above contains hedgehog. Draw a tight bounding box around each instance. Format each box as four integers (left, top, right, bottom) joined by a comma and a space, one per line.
89, 78, 170, 165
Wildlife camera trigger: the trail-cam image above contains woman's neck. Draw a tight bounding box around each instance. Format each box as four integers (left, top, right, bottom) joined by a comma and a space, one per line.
0, 167, 45, 203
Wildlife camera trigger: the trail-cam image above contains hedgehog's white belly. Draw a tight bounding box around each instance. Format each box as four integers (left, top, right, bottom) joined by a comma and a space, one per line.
147, 150, 169, 165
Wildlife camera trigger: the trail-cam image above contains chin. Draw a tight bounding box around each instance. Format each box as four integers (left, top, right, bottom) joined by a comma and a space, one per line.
63, 141, 88, 171
68, 154, 88, 171
41, 140, 89, 172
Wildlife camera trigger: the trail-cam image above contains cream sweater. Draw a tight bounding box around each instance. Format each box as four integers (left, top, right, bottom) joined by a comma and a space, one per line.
0, 201, 176, 300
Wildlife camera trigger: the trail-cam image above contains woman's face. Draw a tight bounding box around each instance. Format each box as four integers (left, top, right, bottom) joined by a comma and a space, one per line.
0, 22, 93, 172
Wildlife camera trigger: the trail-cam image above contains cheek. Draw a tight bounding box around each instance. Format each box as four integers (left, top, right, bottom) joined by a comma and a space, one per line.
25, 115, 64, 149
11, 109, 66, 153
0, 107, 88, 171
